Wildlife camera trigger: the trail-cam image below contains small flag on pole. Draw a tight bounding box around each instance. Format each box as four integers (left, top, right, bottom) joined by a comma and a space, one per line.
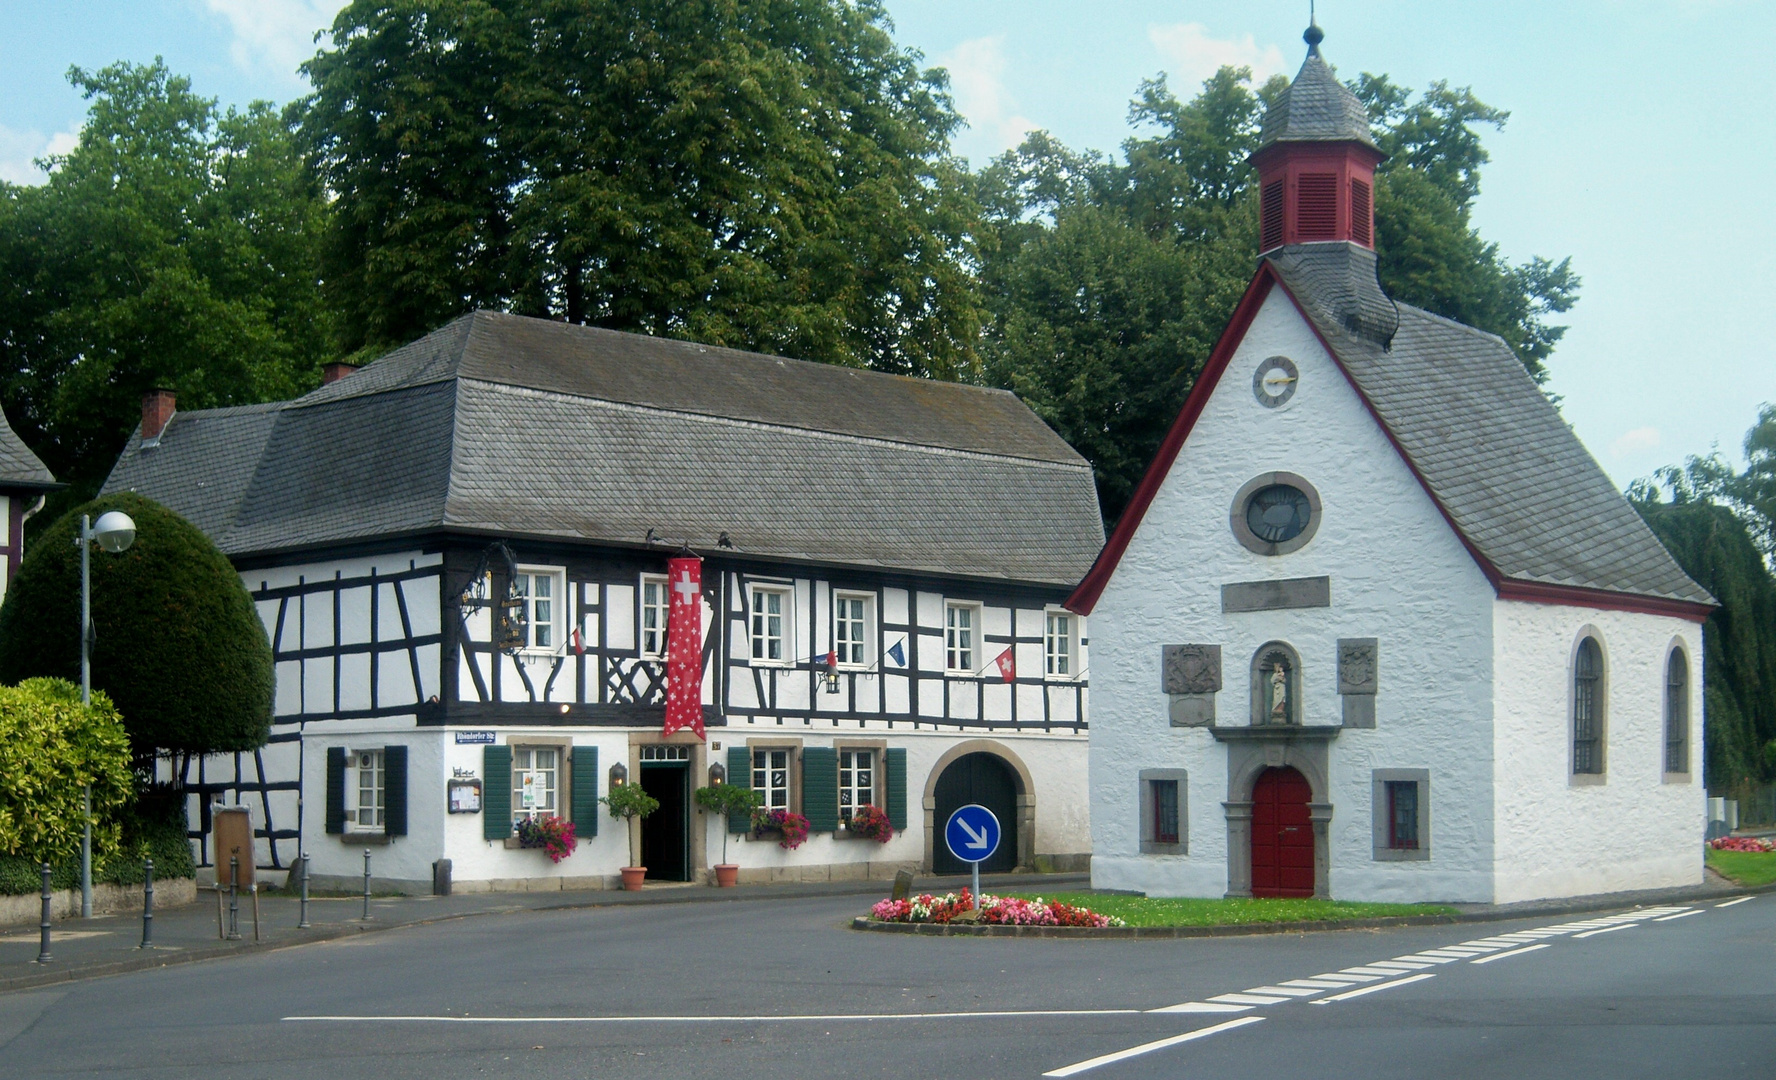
886, 639, 907, 668
571, 627, 585, 655
993, 646, 1015, 683
824, 648, 838, 671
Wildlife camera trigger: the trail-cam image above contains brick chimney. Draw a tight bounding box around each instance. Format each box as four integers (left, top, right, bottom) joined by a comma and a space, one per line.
322, 362, 360, 385
141, 389, 176, 444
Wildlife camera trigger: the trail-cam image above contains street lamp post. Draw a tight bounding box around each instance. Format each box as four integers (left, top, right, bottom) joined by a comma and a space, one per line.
77, 510, 135, 919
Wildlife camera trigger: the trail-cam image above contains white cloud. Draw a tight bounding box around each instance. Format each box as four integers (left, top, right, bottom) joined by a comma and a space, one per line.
202, 0, 348, 84
1148, 22, 1288, 94
0, 124, 80, 186
937, 36, 1038, 159
1610, 426, 1663, 459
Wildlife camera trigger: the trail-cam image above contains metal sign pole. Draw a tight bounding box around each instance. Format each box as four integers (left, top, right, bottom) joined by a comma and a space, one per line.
79, 515, 92, 919
972, 860, 980, 905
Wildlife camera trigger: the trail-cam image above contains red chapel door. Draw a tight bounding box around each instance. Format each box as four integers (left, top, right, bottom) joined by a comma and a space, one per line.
1251, 766, 1313, 898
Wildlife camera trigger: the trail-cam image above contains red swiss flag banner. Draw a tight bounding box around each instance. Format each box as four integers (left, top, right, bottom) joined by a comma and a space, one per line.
663, 556, 705, 739
993, 646, 1015, 683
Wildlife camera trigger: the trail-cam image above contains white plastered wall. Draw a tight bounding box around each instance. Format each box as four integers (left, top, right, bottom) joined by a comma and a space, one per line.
1089, 286, 1498, 902
1491, 602, 1705, 903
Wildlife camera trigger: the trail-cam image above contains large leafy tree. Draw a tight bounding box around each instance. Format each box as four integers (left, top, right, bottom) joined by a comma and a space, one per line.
303, 0, 981, 378
979, 66, 1580, 525
0, 61, 328, 507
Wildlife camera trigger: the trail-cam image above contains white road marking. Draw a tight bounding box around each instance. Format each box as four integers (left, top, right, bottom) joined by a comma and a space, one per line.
1147, 1002, 1252, 1015
1242, 985, 1325, 998
1716, 896, 1756, 909
1573, 923, 1638, 939
1653, 909, 1703, 922
1469, 943, 1552, 965
1421, 947, 1491, 956
1336, 967, 1400, 978
1041, 1017, 1266, 1078
1208, 993, 1290, 1006
285, 1008, 1145, 1024
1372, 959, 1437, 970
1404, 953, 1464, 963
1281, 978, 1359, 989
1308, 973, 1437, 1005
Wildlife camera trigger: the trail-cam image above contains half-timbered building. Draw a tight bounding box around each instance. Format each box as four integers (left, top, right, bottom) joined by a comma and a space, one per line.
103, 312, 1102, 892
0, 406, 59, 600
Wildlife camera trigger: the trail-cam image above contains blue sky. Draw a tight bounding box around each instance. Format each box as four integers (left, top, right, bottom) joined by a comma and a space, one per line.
0, 1, 1769, 489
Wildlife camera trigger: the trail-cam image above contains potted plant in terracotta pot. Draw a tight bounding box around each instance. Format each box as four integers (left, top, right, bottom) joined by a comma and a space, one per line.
600, 783, 660, 890
694, 782, 763, 887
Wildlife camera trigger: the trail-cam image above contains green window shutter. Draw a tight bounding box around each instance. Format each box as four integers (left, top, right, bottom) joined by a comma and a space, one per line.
325, 747, 346, 834
885, 747, 908, 830
383, 745, 409, 837
483, 744, 513, 841
727, 745, 752, 834
570, 747, 598, 838
802, 747, 839, 833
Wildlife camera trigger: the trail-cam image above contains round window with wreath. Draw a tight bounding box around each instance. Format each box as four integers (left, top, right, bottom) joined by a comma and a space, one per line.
1229, 472, 1322, 556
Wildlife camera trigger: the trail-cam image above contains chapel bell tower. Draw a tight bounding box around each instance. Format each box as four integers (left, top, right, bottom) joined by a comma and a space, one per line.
1249, 22, 1386, 255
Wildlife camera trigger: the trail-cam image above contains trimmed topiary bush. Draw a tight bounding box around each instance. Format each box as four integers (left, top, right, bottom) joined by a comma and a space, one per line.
0, 492, 272, 760
0, 677, 133, 865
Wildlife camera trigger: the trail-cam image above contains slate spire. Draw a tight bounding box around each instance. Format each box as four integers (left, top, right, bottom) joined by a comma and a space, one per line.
1256, 25, 1377, 151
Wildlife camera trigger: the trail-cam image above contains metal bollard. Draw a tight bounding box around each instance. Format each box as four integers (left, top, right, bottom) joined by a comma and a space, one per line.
297, 850, 311, 929
226, 854, 241, 940
140, 857, 154, 949
35, 862, 52, 964
361, 848, 372, 920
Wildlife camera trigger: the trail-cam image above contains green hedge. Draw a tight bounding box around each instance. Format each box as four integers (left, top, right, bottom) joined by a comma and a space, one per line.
0, 786, 194, 895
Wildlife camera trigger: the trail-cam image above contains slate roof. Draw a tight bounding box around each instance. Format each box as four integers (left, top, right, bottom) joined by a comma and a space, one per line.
103, 312, 1104, 586
1265, 242, 1713, 607
1256, 50, 1378, 150
0, 406, 57, 490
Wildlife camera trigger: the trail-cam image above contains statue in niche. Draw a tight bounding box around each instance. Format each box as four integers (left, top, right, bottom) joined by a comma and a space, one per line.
1258, 650, 1293, 724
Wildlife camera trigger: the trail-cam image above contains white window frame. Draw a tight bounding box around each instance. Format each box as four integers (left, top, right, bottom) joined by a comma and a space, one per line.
945, 602, 980, 674
511, 745, 560, 822
833, 592, 874, 669
752, 746, 794, 811
514, 565, 567, 654
347, 748, 385, 833
749, 584, 792, 666
639, 574, 669, 659
838, 747, 877, 823
1044, 609, 1079, 679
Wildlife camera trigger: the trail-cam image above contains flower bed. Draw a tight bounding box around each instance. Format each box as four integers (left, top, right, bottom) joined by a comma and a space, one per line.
869, 888, 1126, 928
1710, 835, 1776, 853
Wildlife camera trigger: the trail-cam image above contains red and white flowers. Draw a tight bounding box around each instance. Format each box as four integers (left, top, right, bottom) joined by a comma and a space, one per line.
869, 888, 1124, 928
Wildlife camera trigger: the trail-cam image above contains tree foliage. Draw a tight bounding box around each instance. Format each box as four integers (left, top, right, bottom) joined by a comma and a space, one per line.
0, 678, 132, 864
0, 61, 328, 503
977, 65, 1579, 525
302, 0, 981, 378
0, 493, 273, 761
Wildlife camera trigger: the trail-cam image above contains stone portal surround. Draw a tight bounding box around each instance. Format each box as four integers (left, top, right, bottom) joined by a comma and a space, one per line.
1214, 725, 1338, 899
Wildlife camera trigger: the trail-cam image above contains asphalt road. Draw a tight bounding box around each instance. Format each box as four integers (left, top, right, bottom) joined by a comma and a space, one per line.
0, 891, 1769, 1079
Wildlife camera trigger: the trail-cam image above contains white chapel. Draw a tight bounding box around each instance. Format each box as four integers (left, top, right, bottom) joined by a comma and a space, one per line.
1068, 26, 1714, 905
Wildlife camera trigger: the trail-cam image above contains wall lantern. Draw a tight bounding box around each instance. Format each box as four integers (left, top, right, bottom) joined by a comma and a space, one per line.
609, 762, 628, 788
820, 651, 840, 694
708, 762, 726, 786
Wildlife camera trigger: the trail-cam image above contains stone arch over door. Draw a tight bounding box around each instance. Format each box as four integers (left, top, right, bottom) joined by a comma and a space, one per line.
1215, 731, 1336, 899
921, 739, 1036, 873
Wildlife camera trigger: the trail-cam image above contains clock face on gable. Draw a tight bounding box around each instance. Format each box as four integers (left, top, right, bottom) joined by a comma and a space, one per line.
1252, 356, 1299, 408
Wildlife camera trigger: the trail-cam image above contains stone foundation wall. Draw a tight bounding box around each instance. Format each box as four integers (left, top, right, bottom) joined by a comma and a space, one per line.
0, 878, 197, 928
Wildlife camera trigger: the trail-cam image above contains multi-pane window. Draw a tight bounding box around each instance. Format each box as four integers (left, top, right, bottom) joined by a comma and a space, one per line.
835, 594, 870, 666
1665, 650, 1689, 774
750, 587, 788, 663
1386, 780, 1419, 850
1573, 638, 1603, 774
512, 746, 559, 822
1151, 779, 1180, 845
1045, 612, 1075, 677
353, 750, 384, 830
514, 568, 563, 651
838, 749, 874, 823
640, 576, 668, 658
752, 748, 791, 810
946, 603, 977, 672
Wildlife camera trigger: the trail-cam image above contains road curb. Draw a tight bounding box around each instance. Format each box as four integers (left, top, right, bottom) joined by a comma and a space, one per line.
849, 879, 1776, 940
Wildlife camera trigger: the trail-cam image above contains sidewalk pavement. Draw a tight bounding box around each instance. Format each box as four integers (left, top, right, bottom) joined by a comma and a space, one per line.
3, 868, 1764, 995
0, 870, 1085, 994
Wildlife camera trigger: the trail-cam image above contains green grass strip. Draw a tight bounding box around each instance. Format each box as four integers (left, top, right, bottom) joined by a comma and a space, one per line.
999, 891, 1457, 928
1706, 849, 1776, 888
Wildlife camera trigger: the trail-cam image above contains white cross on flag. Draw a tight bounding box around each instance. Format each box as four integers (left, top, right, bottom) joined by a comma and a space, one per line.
663, 556, 705, 738
993, 646, 1015, 683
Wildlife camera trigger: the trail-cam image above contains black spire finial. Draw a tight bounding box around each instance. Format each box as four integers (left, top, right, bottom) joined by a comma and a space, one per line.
1304, 19, 1324, 57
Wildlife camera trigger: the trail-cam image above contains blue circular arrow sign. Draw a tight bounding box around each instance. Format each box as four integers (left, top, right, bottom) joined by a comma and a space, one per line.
944, 804, 1001, 864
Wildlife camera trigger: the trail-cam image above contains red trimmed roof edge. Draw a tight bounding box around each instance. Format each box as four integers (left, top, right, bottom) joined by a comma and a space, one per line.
1064, 263, 1717, 625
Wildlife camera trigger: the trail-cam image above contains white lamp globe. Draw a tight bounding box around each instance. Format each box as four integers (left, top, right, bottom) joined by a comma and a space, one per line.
92, 510, 136, 554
